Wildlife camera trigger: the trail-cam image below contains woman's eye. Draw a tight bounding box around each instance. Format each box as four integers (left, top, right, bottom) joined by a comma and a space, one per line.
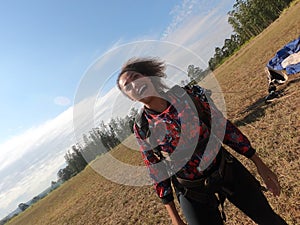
124, 83, 132, 92
132, 73, 142, 81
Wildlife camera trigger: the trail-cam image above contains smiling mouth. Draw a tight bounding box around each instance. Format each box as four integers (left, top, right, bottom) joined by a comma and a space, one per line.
138, 84, 147, 95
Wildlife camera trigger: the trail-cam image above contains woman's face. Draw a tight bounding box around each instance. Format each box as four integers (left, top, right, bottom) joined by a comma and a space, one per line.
118, 71, 158, 103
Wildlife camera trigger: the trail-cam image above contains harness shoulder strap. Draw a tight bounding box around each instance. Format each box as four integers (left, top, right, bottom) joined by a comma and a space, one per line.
135, 108, 150, 140
170, 84, 212, 129
134, 108, 165, 159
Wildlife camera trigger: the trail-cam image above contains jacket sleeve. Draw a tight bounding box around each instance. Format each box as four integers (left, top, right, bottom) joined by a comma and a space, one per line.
222, 120, 256, 158
188, 85, 256, 158
133, 123, 174, 204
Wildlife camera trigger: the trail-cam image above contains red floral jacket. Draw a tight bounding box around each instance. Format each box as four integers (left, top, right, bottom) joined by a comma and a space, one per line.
133, 85, 255, 204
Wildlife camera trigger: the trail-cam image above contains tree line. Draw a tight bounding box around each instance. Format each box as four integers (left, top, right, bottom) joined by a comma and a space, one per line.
57, 108, 138, 181
208, 0, 293, 70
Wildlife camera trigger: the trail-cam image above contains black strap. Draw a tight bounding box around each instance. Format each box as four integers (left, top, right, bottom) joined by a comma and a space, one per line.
168, 85, 211, 129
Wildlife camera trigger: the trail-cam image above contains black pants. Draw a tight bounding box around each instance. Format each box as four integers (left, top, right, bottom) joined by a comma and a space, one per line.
178, 156, 288, 225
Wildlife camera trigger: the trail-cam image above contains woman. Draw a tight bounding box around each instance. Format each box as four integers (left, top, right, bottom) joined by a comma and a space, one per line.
117, 57, 288, 225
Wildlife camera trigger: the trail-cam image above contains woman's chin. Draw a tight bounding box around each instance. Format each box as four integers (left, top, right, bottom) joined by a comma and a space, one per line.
139, 96, 152, 104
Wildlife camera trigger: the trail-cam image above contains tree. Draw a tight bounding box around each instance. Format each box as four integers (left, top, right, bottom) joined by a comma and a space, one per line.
228, 0, 292, 42
128, 107, 138, 133
57, 165, 74, 181
18, 203, 29, 211
187, 65, 205, 82
98, 120, 119, 150
51, 181, 56, 187
65, 144, 87, 173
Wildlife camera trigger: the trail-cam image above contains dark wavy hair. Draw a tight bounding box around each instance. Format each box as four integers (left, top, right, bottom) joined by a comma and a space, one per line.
117, 57, 169, 94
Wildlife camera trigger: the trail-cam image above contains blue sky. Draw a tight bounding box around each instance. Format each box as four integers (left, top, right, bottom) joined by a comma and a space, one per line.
0, 0, 176, 142
0, 0, 235, 219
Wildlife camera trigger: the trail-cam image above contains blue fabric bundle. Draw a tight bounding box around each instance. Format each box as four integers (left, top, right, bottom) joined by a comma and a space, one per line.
267, 36, 300, 75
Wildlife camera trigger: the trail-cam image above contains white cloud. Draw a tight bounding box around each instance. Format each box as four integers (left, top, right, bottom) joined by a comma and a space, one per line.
163, 0, 199, 38
0, 106, 76, 218
163, 1, 233, 65
0, 153, 66, 215
54, 96, 71, 106
0, 106, 75, 172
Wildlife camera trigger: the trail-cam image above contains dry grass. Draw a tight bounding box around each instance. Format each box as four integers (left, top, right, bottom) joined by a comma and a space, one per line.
7, 1, 300, 225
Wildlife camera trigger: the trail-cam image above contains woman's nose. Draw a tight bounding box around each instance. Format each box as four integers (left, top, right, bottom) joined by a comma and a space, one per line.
132, 81, 140, 92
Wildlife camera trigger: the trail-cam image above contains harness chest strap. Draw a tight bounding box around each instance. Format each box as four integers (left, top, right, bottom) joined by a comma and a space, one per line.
175, 147, 226, 187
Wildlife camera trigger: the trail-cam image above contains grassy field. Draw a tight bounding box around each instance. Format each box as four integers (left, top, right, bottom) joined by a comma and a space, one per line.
7, 1, 300, 225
